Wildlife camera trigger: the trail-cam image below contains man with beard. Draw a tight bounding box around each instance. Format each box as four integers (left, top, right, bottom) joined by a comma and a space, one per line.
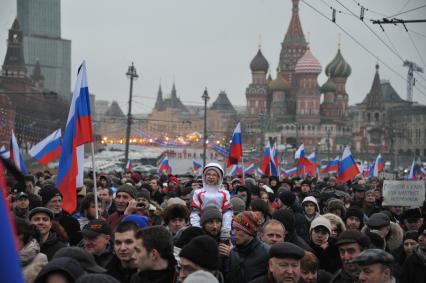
106, 221, 139, 283
200, 206, 223, 239
249, 242, 305, 283
330, 230, 371, 283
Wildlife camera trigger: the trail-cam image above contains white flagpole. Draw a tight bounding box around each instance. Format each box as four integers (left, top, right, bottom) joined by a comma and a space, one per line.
91, 142, 99, 219
241, 156, 245, 184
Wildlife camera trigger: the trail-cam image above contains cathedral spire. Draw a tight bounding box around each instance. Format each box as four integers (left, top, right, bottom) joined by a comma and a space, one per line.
283, 0, 306, 46
154, 84, 164, 111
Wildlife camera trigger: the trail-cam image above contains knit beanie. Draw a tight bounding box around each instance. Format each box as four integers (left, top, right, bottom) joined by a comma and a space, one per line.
273, 208, 295, 235
183, 271, 219, 283
121, 215, 149, 228
232, 211, 263, 236
175, 227, 205, 249
404, 230, 419, 242
179, 235, 219, 270
136, 188, 150, 201
116, 184, 137, 199
230, 197, 245, 214
279, 190, 296, 207
200, 206, 223, 226
327, 198, 345, 215
39, 185, 62, 206
310, 216, 332, 235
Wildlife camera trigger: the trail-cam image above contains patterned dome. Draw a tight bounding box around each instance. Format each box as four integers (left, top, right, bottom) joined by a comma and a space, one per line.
295, 47, 322, 74
320, 79, 337, 93
250, 49, 269, 72
325, 48, 351, 78
269, 73, 290, 90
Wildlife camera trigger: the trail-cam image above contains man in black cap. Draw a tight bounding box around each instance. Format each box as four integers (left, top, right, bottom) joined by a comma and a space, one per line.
249, 242, 305, 283
53, 247, 107, 273
200, 206, 223, 239
344, 207, 364, 231
331, 230, 371, 283
401, 208, 423, 232
178, 235, 222, 282
82, 219, 114, 267
351, 184, 366, 207
400, 223, 426, 283
352, 249, 395, 283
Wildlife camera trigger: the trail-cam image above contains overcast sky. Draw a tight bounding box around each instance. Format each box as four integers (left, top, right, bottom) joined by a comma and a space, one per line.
1, 0, 426, 114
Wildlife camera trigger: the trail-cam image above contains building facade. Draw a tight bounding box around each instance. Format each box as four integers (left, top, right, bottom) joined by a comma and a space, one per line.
17, 0, 71, 100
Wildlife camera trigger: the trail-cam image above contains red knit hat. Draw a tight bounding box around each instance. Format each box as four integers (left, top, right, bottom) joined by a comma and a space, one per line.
232, 211, 263, 236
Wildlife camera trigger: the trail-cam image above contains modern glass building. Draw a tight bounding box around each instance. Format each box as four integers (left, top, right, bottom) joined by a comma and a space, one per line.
17, 0, 71, 100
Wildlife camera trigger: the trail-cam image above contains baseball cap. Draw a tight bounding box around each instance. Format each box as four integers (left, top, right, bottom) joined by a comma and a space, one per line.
82, 220, 112, 238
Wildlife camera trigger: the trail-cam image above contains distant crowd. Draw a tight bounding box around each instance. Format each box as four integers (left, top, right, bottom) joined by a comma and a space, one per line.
7, 162, 426, 283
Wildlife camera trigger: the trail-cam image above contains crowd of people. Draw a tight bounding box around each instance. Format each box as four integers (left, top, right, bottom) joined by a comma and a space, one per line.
8, 161, 426, 283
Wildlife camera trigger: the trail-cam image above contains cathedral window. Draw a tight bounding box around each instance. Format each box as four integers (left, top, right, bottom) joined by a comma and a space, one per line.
374, 112, 380, 121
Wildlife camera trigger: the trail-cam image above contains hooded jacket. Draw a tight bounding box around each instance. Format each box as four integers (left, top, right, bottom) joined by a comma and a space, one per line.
40, 231, 67, 260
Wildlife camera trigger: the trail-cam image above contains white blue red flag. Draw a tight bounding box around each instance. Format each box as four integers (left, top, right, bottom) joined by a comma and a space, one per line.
420, 167, 426, 179
337, 146, 359, 183
261, 141, 278, 176
372, 153, 384, 177
294, 144, 305, 159
29, 129, 62, 165
295, 144, 315, 174
0, 145, 9, 160
407, 160, 416, 180
226, 122, 243, 167
56, 61, 93, 214
255, 167, 264, 178
10, 130, 29, 175
0, 160, 24, 283
126, 159, 132, 172
362, 162, 371, 177
159, 156, 170, 173
321, 156, 339, 173
244, 163, 255, 175
280, 167, 298, 177
228, 164, 243, 177
192, 160, 202, 172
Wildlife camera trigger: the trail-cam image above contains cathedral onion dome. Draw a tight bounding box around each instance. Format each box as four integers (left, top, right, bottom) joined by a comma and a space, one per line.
325, 48, 351, 78
320, 79, 337, 93
295, 47, 322, 74
269, 74, 290, 90
250, 49, 269, 72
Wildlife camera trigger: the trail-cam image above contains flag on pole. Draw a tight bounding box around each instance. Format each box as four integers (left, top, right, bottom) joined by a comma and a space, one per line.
0, 145, 9, 160
372, 153, 384, 177
407, 160, 416, 180
0, 159, 24, 283
10, 130, 29, 175
362, 162, 371, 177
56, 61, 93, 214
420, 167, 426, 178
192, 160, 202, 172
159, 156, 170, 173
295, 144, 315, 174
244, 163, 255, 174
337, 146, 360, 183
255, 167, 263, 178
270, 142, 279, 176
280, 167, 298, 177
228, 164, 243, 177
226, 122, 243, 167
29, 129, 62, 165
126, 159, 132, 172
321, 156, 339, 173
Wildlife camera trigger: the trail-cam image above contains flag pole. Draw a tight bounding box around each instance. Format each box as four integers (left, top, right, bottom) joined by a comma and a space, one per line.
241, 156, 245, 184
91, 142, 99, 219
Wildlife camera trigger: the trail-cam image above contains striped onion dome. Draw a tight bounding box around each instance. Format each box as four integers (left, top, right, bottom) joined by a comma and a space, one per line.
295, 47, 322, 74
325, 48, 351, 78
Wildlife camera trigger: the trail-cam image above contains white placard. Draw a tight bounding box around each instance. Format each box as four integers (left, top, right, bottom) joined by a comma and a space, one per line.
382, 180, 425, 207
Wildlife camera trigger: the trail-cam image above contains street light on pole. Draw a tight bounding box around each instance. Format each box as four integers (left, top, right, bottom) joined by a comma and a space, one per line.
202, 88, 210, 168
124, 62, 138, 169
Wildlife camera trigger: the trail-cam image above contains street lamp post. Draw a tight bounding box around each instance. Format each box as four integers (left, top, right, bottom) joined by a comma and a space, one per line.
202, 88, 210, 168
124, 62, 138, 169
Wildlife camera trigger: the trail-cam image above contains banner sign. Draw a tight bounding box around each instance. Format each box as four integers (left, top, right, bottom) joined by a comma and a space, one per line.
382, 180, 425, 207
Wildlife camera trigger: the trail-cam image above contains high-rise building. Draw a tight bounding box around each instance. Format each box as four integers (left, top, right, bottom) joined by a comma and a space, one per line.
17, 0, 71, 100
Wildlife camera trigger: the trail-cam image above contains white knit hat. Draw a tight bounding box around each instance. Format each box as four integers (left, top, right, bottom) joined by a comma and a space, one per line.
183, 271, 219, 283
310, 215, 332, 235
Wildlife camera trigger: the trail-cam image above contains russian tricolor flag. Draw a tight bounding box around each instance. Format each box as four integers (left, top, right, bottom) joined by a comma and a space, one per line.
420, 167, 426, 179
295, 144, 315, 174
337, 146, 360, 183
407, 160, 416, 180
226, 122, 243, 167
228, 164, 243, 177
372, 153, 384, 177
280, 167, 298, 177
192, 160, 202, 172
244, 163, 255, 175
126, 159, 132, 172
56, 61, 93, 214
10, 130, 29, 175
0, 159, 24, 283
362, 162, 371, 177
321, 156, 339, 173
159, 156, 170, 173
29, 129, 62, 165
